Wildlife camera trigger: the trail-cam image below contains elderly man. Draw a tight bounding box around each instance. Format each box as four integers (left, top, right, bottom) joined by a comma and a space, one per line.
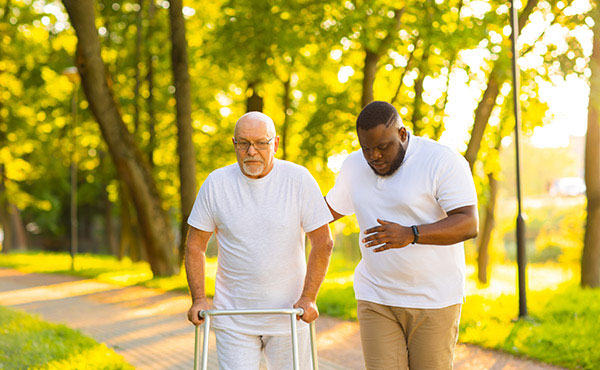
326, 101, 479, 370
186, 111, 333, 370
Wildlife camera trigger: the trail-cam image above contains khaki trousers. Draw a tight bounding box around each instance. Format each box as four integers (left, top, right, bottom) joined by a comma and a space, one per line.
357, 300, 461, 370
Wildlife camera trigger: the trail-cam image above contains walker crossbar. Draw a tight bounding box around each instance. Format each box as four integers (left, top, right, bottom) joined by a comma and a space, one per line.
194, 308, 319, 370
200, 308, 305, 317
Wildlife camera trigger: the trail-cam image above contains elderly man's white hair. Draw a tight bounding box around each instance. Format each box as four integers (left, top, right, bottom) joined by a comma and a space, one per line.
234, 111, 276, 137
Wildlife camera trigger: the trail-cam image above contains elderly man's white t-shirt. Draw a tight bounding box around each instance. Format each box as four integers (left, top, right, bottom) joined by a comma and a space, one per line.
188, 159, 333, 335
326, 135, 477, 309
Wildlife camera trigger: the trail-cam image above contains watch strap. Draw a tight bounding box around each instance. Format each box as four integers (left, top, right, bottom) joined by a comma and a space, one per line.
411, 225, 419, 244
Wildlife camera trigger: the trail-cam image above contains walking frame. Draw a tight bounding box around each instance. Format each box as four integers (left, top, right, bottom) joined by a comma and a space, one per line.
194, 308, 319, 370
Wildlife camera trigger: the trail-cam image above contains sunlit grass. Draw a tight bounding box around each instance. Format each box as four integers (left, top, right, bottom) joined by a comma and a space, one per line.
0, 251, 217, 297
0, 306, 133, 369
458, 262, 599, 369
465, 262, 576, 297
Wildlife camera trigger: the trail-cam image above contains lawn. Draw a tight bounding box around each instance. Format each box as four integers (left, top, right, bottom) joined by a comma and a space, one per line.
0, 305, 133, 369
1, 251, 598, 369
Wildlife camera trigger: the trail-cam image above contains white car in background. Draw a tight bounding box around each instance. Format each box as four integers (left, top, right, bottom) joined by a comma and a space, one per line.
549, 177, 586, 197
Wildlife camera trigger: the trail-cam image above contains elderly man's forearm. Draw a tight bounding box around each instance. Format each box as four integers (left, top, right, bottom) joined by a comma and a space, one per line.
185, 246, 207, 301
301, 237, 334, 300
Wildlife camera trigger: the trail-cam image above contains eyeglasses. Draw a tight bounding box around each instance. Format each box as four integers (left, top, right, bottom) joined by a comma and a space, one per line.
233, 137, 275, 151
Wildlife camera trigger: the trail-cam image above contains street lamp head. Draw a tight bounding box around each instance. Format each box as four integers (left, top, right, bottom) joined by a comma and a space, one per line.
62, 66, 79, 83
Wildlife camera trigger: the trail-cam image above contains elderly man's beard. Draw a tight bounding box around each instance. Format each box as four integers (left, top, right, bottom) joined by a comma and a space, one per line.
242, 157, 265, 176
369, 145, 406, 177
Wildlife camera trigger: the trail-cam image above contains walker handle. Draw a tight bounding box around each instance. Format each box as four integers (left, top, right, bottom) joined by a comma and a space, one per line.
198, 307, 304, 319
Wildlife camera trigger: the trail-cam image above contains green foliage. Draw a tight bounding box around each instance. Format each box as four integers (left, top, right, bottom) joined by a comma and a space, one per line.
0, 0, 593, 254
494, 198, 585, 264
0, 305, 133, 369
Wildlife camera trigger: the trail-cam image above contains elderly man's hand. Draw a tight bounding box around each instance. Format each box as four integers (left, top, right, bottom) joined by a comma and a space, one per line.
293, 296, 319, 323
187, 298, 210, 326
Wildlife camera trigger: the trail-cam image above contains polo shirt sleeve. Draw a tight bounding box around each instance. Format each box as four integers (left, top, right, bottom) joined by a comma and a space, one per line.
187, 174, 217, 232
325, 157, 354, 216
434, 151, 478, 213
300, 169, 334, 233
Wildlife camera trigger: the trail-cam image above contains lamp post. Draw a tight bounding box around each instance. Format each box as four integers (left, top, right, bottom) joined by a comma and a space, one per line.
63, 66, 79, 271
509, 0, 527, 318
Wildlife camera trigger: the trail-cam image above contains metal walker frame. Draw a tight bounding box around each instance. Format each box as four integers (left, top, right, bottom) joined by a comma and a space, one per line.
194, 308, 319, 370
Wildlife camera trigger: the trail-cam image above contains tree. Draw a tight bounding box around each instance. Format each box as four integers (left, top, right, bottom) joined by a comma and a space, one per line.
0, 164, 27, 251
463, 0, 539, 170
62, 0, 178, 276
168, 0, 197, 261
582, 3, 600, 288
360, 6, 403, 107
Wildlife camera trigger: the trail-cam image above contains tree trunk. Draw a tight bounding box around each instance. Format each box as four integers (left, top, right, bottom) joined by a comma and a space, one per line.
411, 46, 430, 136
478, 172, 499, 284
103, 184, 118, 256
0, 206, 10, 253
361, 8, 403, 108
118, 182, 143, 262
133, 0, 143, 132
0, 164, 25, 251
246, 80, 264, 112
3, 0, 11, 21
281, 76, 291, 160
9, 204, 27, 250
168, 0, 198, 264
146, 0, 156, 167
0, 164, 13, 252
118, 184, 130, 260
582, 4, 600, 288
62, 0, 178, 276
463, 0, 539, 170
464, 72, 500, 169
362, 50, 379, 108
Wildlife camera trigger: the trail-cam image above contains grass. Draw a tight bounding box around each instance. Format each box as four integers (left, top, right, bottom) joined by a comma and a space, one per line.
460, 285, 600, 370
1, 251, 599, 369
460, 263, 600, 370
0, 251, 215, 296
0, 305, 133, 370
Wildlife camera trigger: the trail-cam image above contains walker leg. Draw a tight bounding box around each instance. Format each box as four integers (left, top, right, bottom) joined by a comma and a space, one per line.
194, 324, 201, 370
290, 313, 300, 370
201, 316, 211, 370
309, 322, 319, 370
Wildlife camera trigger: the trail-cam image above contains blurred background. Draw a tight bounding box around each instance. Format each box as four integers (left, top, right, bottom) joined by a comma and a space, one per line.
3, 0, 600, 367
1, 0, 596, 284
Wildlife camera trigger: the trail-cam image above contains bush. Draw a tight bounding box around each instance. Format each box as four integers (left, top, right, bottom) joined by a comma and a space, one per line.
498, 198, 585, 264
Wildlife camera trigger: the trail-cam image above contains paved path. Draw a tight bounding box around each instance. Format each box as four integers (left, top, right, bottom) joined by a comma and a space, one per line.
0, 268, 566, 370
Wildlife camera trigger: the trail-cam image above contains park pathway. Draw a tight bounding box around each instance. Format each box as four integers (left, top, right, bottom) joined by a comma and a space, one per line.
0, 268, 566, 370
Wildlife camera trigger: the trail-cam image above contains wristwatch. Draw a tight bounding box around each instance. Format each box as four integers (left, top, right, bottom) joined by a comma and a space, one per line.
411, 225, 419, 244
